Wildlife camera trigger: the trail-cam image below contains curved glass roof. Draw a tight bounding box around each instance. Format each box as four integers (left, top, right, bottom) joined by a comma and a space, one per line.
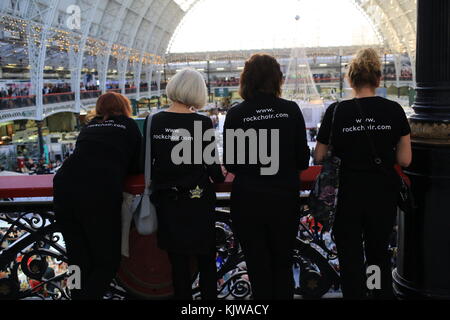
179, 0, 417, 56
0, 0, 417, 61
173, 0, 199, 11
354, 0, 417, 60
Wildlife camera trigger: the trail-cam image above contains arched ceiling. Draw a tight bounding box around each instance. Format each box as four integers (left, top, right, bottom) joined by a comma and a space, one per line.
171, 0, 417, 58
0, 0, 416, 61
0, 0, 185, 64
353, 0, 417, 60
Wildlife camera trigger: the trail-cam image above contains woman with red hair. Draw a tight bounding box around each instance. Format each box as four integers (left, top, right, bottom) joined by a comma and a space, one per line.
53, 92, 142, 300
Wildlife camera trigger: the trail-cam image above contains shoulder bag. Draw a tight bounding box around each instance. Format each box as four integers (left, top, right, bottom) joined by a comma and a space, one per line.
308, 102, 341, 231
130, 113, 158, 235
353, 98, 416, 215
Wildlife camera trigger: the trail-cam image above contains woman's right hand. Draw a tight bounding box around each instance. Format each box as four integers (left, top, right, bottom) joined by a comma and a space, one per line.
396, 134, 412, 167
221, 165, 228, 178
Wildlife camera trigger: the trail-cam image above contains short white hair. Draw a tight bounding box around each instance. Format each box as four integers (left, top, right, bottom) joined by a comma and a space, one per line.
165, 68, 207, 108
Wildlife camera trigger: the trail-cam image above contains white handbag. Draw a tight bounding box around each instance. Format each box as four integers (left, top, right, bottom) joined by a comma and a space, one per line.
133, 113, 158, 235
121, 114, 157, 257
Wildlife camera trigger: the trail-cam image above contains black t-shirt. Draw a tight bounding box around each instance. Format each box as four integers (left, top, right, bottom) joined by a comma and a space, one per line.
223, 93, 310, 189
317, 97, 411, 172
146, 111, 224, 190
54, 115, 142, 192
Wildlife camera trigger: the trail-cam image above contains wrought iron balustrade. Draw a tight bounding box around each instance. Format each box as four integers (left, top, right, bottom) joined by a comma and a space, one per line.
0, 96, 36, 110
80, 90, 102, 100
42, 92, 75, 105
0, 167, 342, 300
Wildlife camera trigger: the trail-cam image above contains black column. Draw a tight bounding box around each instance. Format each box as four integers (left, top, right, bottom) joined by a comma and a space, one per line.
393, 0, 450, 299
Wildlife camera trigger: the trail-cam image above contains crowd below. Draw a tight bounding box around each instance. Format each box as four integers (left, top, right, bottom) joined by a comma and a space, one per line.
15, 156, 63, 174
0, 81, 162, 110
0, 86, 30, 98
0, 157, 63, 175
213, 77, 240, 87
210, 70, 414, 88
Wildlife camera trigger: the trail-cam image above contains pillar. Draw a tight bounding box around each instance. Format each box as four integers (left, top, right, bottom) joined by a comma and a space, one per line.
393, 0, 450, 299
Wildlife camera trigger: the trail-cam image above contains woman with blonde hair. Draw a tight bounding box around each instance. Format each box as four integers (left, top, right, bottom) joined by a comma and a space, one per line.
315, 48, 412, 299
146, 68, 224, 300
53, 92, 142, 299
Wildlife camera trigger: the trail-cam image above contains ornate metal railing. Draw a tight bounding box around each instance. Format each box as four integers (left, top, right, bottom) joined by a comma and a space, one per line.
0, 167, 342, 300
1, 203, 69, 300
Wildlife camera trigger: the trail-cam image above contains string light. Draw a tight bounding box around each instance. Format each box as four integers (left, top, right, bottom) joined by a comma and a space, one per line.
0, 15, 165, 68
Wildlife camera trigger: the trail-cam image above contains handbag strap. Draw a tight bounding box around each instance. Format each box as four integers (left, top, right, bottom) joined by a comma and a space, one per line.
144, 113, 154, 190
327, 101, 340, 153
353, 98, 383, 167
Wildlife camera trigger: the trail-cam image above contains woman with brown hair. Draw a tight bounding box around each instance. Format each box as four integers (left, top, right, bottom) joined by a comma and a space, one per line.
315, 48, 412, 299
223, 54, 310, 299
53, 92, 142, 299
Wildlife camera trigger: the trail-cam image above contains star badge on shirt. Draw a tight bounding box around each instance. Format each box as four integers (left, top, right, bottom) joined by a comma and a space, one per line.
189, 185, 203, 199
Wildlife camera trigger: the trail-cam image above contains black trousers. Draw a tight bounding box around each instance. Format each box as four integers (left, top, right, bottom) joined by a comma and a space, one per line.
333, 172, 398, 300
168, 251, 217, 300
231, 186, 299, 300
54, 195, 122, 300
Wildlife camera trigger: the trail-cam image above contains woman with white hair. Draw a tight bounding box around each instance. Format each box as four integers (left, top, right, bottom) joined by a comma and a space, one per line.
145, 68, 224, 300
